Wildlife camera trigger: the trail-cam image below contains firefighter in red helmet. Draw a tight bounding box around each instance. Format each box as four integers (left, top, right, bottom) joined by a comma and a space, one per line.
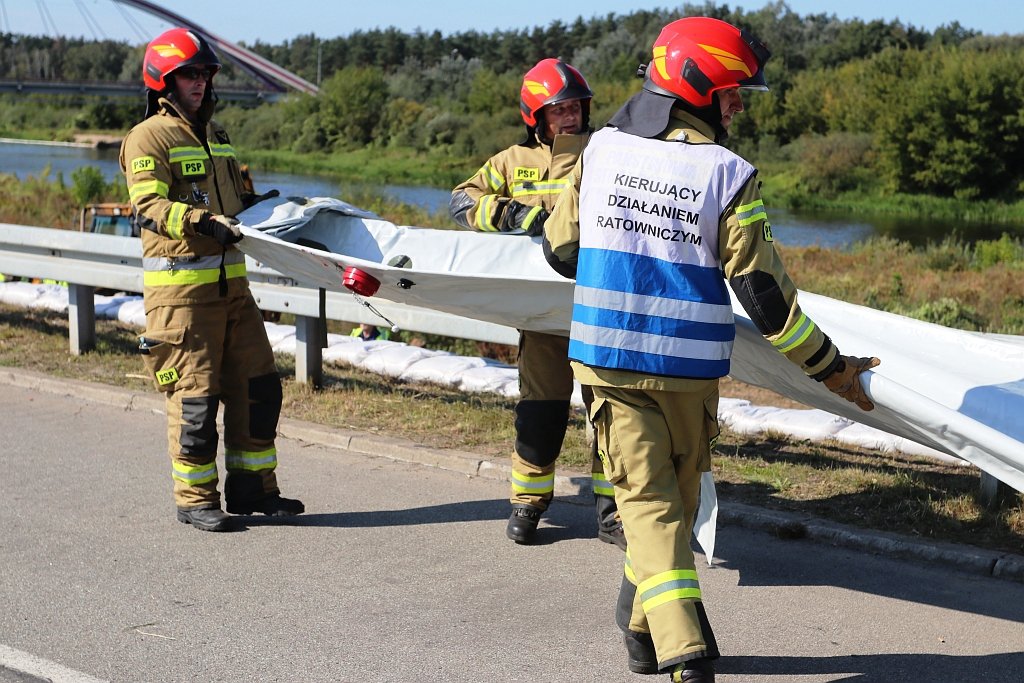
119, 28, 302, 532
543, 17, 880, 681
451, 58, 625, 549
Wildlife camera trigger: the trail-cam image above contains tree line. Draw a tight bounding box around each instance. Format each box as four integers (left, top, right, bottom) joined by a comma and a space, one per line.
1, 1, 1022, 201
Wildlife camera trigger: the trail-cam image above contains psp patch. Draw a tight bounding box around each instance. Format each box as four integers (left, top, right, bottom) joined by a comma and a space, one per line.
181, 159, 206, 176
763, 222, 774, 242
513, 167, 540, 182
156, 367, 180, 386
131, 156, 155, 175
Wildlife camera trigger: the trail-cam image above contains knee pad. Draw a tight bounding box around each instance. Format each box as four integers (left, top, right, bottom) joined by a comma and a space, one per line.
514, 399, 569, 467
248, 372, 282, 440
179, 396, 220, 455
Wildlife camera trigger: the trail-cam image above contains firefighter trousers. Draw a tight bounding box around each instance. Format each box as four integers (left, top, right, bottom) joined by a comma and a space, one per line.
511, 331, 615, 528
141, 294, 284, 510
590, 382, 721, 671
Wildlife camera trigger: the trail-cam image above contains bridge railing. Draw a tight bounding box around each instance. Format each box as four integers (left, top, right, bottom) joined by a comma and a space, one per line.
0, 79, 282, 102
0, 223, 518, 385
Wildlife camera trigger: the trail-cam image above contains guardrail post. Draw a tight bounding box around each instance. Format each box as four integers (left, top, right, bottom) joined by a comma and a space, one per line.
68, 283, 95, 355
293, 288, 326, 388
979, 471, 1009, 509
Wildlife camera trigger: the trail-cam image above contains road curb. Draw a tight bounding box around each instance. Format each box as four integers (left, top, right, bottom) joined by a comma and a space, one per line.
4, 366, 1022, 584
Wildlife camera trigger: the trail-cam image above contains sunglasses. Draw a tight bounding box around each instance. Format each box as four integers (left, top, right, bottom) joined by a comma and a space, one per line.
176, 66, 216, 81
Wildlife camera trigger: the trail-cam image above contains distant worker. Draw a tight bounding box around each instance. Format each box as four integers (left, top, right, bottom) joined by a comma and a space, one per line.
350, 323, 390, 341
543, 17, 880, 681
119, 28, 303, 532
451, 58, 624, 549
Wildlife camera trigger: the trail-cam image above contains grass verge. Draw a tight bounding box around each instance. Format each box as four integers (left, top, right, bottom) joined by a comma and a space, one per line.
2, 302, 1022, 555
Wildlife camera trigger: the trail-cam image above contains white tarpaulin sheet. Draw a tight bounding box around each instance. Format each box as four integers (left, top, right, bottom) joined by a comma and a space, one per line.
238, 196, 1024, 495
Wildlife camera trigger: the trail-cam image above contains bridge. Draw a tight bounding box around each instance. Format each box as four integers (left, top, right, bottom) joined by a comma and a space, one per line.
0, 0, 318, 102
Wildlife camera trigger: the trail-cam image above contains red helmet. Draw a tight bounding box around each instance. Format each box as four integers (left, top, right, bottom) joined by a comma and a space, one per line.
142, 27, 221, 91
643, 17, 770, 108
520, 58, 593, 127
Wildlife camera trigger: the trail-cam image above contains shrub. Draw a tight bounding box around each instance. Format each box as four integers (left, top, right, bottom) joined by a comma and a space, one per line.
902, 297, 986, 330
794, 132, 876, 194
973, 234, 1024, 269
70, 166, 107, 206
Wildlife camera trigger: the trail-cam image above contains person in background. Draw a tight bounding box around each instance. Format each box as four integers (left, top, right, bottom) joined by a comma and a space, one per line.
120, 28, 303, 532
543, 17, 880, 682
350, 323, 390, 341
450, 58, 624, 549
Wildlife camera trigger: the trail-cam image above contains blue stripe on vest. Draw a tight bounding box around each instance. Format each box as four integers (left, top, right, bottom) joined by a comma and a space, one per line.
569, 339, 731, 378
575, 248, 729, 305
573, 304, 736, 342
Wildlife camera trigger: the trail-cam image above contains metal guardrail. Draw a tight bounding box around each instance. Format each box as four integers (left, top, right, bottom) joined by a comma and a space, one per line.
1, 226, 1013, 502
0, 224, 518, 385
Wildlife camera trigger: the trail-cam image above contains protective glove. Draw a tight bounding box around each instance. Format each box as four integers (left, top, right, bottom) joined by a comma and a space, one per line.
499, 200, 549, 236
242, 188, 280, 210
823, 355, 880, 411
195, 213, 242, 245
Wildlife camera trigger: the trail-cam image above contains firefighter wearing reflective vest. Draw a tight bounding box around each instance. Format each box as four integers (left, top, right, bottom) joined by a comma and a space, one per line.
119, 28, 303, 532
543, 18, 880, 682
451, 59, 624, 549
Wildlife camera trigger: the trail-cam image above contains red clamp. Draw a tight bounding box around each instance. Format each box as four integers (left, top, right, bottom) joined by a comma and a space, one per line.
342, 267, 380, 297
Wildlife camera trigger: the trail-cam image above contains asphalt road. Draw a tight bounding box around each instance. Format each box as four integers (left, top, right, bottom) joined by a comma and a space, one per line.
1, 379, 1022, 682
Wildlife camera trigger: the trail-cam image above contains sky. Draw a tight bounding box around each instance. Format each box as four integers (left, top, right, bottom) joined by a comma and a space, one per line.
1, 0, 1020, 45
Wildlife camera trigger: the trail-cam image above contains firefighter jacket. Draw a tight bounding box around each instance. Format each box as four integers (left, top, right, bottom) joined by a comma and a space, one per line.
119, 96, 251, 311
450, 131, 589, 234
544, 108, 841, 392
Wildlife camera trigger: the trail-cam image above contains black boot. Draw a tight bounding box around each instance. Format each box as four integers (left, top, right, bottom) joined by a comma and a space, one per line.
670, 658, 715, 683
176, 506, 233, 532
225, 472, 304, 516
595, 494, 627, 550
228, 494, 305, 516
624, 630, 659, 674
505, 504, 542, 544
598, 520, 628, 550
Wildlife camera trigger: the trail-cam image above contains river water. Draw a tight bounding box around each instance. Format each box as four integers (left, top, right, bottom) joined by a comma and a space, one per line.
1, 140, 1015, 248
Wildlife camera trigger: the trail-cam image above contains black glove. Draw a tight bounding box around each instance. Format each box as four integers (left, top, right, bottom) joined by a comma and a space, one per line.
195, 213, 242, 245
242, 188, 280, 210
499, 200, 549, 236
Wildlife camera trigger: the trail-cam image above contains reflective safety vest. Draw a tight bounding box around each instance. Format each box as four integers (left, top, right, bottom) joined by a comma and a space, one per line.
570, 127, 755, 379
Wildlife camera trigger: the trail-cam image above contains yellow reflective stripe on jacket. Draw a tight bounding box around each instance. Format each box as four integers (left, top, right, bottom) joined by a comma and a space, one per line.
638, 569, 702, 611
225, 447, 278, 472
143, 262, 247, 287
172, 460, 218, 485
143, 251, 245, 272
166, 202, 187, 240
772, 312, 816, 353
167, 146, 209, 163
476, 194, 499, 232
480, 161, 504, 192
735, 199, 768, 227
129, 179, 169, 201
592, 471, 614, 497
209, 143, 236, 158
511, 178, 569, 198
510, 470, 554, 495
